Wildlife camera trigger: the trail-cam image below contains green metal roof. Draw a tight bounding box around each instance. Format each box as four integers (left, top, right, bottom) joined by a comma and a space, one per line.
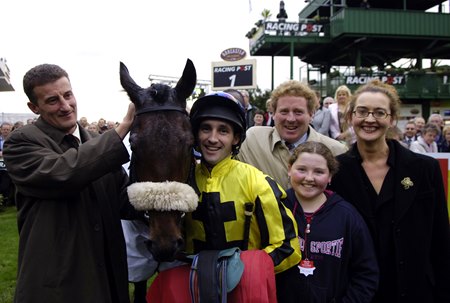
249, 8, 450, 67
299, 0, 447, 19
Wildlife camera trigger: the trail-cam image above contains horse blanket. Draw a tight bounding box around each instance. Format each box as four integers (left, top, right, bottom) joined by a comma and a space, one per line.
146, 250, 277, 303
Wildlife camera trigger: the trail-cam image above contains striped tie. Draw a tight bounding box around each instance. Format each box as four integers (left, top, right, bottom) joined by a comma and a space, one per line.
286, 143, 295, 152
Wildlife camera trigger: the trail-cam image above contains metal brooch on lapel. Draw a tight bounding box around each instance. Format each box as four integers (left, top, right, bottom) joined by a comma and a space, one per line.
401, 177, 414, 189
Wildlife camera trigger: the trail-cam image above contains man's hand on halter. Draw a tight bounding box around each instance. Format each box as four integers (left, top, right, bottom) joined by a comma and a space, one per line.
115, 102, 135, 139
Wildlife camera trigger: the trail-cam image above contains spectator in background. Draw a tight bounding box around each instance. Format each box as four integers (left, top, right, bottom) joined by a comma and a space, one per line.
402, 120, 417, 148
240, 90, 259, 129
428, 113, 445, 146
87, 122, 100, 134
409, 123, 439, 153
386, 126, 408, 148
264, 98, 275, 126
0, 122, 12, 156
26, 118, 34, 125
413, 116, 425, 137
438, 125, 450, 152
0, 122, 13, 205
329, 79, 450, 303
224, 88, 244, 105
329, 85, 355, 145
98, 118, 108, 134
237, 80, 347, 190
322, 96, 334, 109
311, 91, 331, 136
253, 109, 265, 126
79, 116, 89, 129
12, 121, 24, 131
428, 113, 444, 129
107, 120, 116, 130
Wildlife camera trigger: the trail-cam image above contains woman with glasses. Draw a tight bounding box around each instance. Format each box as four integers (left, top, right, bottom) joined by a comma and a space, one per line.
329, 79, 450, 303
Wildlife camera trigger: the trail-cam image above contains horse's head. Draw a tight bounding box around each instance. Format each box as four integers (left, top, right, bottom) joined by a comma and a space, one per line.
120, 59, 198, 262
120, 59, 196, 183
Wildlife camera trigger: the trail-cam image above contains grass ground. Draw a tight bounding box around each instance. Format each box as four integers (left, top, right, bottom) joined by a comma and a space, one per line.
0, 206, 18, 303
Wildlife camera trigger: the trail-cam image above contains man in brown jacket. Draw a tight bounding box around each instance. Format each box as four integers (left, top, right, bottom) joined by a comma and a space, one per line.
237, 80, 347, 190
3, 64, 137, 303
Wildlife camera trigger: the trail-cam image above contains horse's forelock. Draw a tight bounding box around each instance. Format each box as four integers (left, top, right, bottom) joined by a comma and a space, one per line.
143, 84, 169, 104
146, 83, 187, 108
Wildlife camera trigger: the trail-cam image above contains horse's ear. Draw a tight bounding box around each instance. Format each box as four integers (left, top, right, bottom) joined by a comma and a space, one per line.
175, 59, 197, 100
120, 62, 143, 105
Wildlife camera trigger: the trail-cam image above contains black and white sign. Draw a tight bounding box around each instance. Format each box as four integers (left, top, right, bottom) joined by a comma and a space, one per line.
345, 75, 405, 85
264, 21, 324, 36
211, 59, 256, 90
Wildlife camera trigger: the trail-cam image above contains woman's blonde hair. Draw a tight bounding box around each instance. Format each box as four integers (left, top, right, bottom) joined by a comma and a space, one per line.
334, 85, 352, 101
442, 125, 450, 137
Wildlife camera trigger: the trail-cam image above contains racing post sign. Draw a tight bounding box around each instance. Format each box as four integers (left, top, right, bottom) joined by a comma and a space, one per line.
211, 59, 256, 91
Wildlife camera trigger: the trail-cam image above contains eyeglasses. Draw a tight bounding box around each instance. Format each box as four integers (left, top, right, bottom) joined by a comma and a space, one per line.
353, 107, 391, 119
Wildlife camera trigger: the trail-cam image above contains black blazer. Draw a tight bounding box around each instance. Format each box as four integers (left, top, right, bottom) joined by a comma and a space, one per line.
330, 140, 450, 303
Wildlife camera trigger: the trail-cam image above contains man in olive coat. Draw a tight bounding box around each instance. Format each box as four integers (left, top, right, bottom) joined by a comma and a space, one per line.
3, 64, 137, 303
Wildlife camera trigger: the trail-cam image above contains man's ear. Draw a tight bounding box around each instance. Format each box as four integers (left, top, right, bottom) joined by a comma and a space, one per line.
27, 102, 40, 115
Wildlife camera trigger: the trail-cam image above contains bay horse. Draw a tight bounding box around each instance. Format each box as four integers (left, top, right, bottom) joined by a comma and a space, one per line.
120, 59, 198, 262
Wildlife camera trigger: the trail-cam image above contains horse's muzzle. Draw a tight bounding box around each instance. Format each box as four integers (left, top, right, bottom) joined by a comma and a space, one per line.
145, 238, 185, 262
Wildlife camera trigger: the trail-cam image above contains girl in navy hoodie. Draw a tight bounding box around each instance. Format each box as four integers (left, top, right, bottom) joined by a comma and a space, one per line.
282, 141, 379, 303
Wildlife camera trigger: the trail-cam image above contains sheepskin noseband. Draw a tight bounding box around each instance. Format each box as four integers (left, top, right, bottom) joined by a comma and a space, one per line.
127, 181, 198, 212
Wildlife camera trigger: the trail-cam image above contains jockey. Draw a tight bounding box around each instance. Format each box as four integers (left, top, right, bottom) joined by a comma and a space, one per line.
186, 92, 301, 301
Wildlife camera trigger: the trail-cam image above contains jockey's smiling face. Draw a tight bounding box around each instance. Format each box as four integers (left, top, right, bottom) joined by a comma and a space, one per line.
197, 119, 239, 168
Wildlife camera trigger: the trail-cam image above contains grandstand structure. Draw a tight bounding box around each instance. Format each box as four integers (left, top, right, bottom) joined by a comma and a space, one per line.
246, 0, 450, 119
0, 58, 14, 92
